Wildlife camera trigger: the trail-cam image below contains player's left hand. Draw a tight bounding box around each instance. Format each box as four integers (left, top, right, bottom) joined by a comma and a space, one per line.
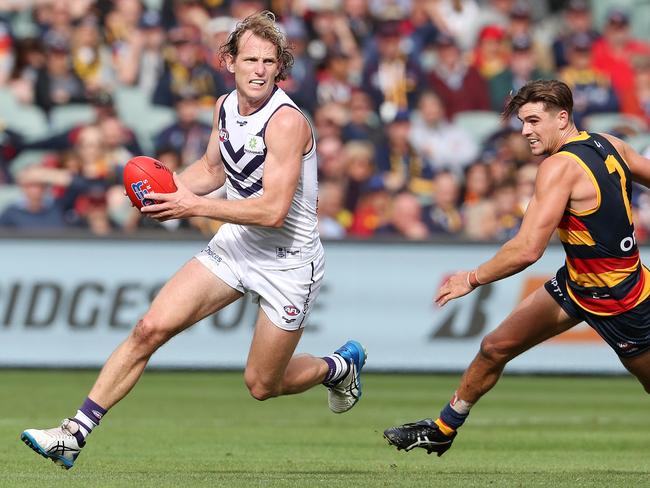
141, 173, 199, 221
435, 270, 475, 307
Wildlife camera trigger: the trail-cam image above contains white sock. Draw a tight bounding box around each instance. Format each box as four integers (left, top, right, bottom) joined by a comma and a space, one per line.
73, 410, 97, 439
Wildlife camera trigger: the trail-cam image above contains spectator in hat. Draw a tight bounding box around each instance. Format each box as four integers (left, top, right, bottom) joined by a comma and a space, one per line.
361, 20, 422, 120
34, 32, 88, 116
552, 0, 599, 70
153, 87, 212, 165
471, 24, 509, 80
591, 8, 650, 115
488, 34, 552, 112
374, 110, 435, 198
559, 32, 619, 129
425, 31, 490, 119
347, 174, 391, 238
506, 1, 554, 73
152, 25, 227, 108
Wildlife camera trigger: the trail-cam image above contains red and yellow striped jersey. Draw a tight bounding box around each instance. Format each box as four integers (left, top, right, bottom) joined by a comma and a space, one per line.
556, 132, 650, 315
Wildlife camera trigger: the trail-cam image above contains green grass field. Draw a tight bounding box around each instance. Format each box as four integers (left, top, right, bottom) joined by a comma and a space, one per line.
1, 370, 648, 487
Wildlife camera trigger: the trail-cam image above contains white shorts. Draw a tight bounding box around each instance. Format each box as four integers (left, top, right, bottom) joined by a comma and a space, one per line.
195, 240, 324, 331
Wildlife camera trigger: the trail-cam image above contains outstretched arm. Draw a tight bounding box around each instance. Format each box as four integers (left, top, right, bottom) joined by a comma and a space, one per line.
143, 105, 310, 227
435, 153, 577, 306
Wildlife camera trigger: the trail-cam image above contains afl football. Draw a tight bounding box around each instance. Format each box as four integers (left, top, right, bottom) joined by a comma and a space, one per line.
123, 156, 177, 209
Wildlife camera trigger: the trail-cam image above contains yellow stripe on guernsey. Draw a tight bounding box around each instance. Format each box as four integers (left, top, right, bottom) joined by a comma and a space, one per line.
566, 260, 640, 288
557, 146, 601, 217
557, 228, 595, 246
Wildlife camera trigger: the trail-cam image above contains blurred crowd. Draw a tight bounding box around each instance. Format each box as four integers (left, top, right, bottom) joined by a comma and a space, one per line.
1, 0, 650, 241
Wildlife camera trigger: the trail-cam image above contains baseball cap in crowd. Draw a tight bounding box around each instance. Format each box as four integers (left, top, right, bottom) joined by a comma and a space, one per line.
376, 20, 401, 39
43, 31, 69, 53
478, 24, 506, 42
173, 86, 201, 104
362, 174, 386, 193
606, 8, 630, 26
509, 2, 531, 20
567, 0, 589, 12
434, 31, 457, 48
139, 10, 161, 29
569, 32, 593, 51
511, 34, 533, 52
169, 25, 201, 44
391, 110, 411, 123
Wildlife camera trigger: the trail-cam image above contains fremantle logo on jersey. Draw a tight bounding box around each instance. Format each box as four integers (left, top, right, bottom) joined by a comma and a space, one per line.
244, 134, 265, 155
131, 180, 153, 206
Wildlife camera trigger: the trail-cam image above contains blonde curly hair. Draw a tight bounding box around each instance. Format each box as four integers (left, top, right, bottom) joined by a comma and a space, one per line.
218, 11, 294, 82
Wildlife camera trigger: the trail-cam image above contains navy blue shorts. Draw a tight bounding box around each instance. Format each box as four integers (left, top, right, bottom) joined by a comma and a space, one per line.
544, 266, 650, 358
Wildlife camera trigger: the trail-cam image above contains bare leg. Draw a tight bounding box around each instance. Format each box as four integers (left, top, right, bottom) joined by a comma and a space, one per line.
89, 259, 242, 409
620, 349, 650, 394
457, 286, 579, 403
244, 309, 329, 400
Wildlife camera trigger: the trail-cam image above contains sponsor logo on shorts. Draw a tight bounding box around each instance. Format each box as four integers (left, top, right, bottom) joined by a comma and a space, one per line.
284, 305, 300, 316
203, 246, 222, 263
276, 247, 301, 259
131, 180, 153, 206
617, 341, 638, 353
219, 128, 229, 142
282, 317, 296, 324
549, 277, 564, 298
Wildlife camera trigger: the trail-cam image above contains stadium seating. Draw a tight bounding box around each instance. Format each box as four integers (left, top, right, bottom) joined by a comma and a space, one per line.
114, 86, 177, 154
583, 113, 646, 135
452, 110, 502, 146
625, 133, 650, 154
50, 104, 96, 133
0, 184, 22, 214
5, 105, 49, 142
8, 150, 53, 177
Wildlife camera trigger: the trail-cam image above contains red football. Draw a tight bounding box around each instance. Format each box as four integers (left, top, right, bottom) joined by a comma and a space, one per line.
123, 156, 177, 209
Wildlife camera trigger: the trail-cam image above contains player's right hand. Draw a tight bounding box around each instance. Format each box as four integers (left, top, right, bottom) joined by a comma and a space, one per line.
434, 270, 475, 307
